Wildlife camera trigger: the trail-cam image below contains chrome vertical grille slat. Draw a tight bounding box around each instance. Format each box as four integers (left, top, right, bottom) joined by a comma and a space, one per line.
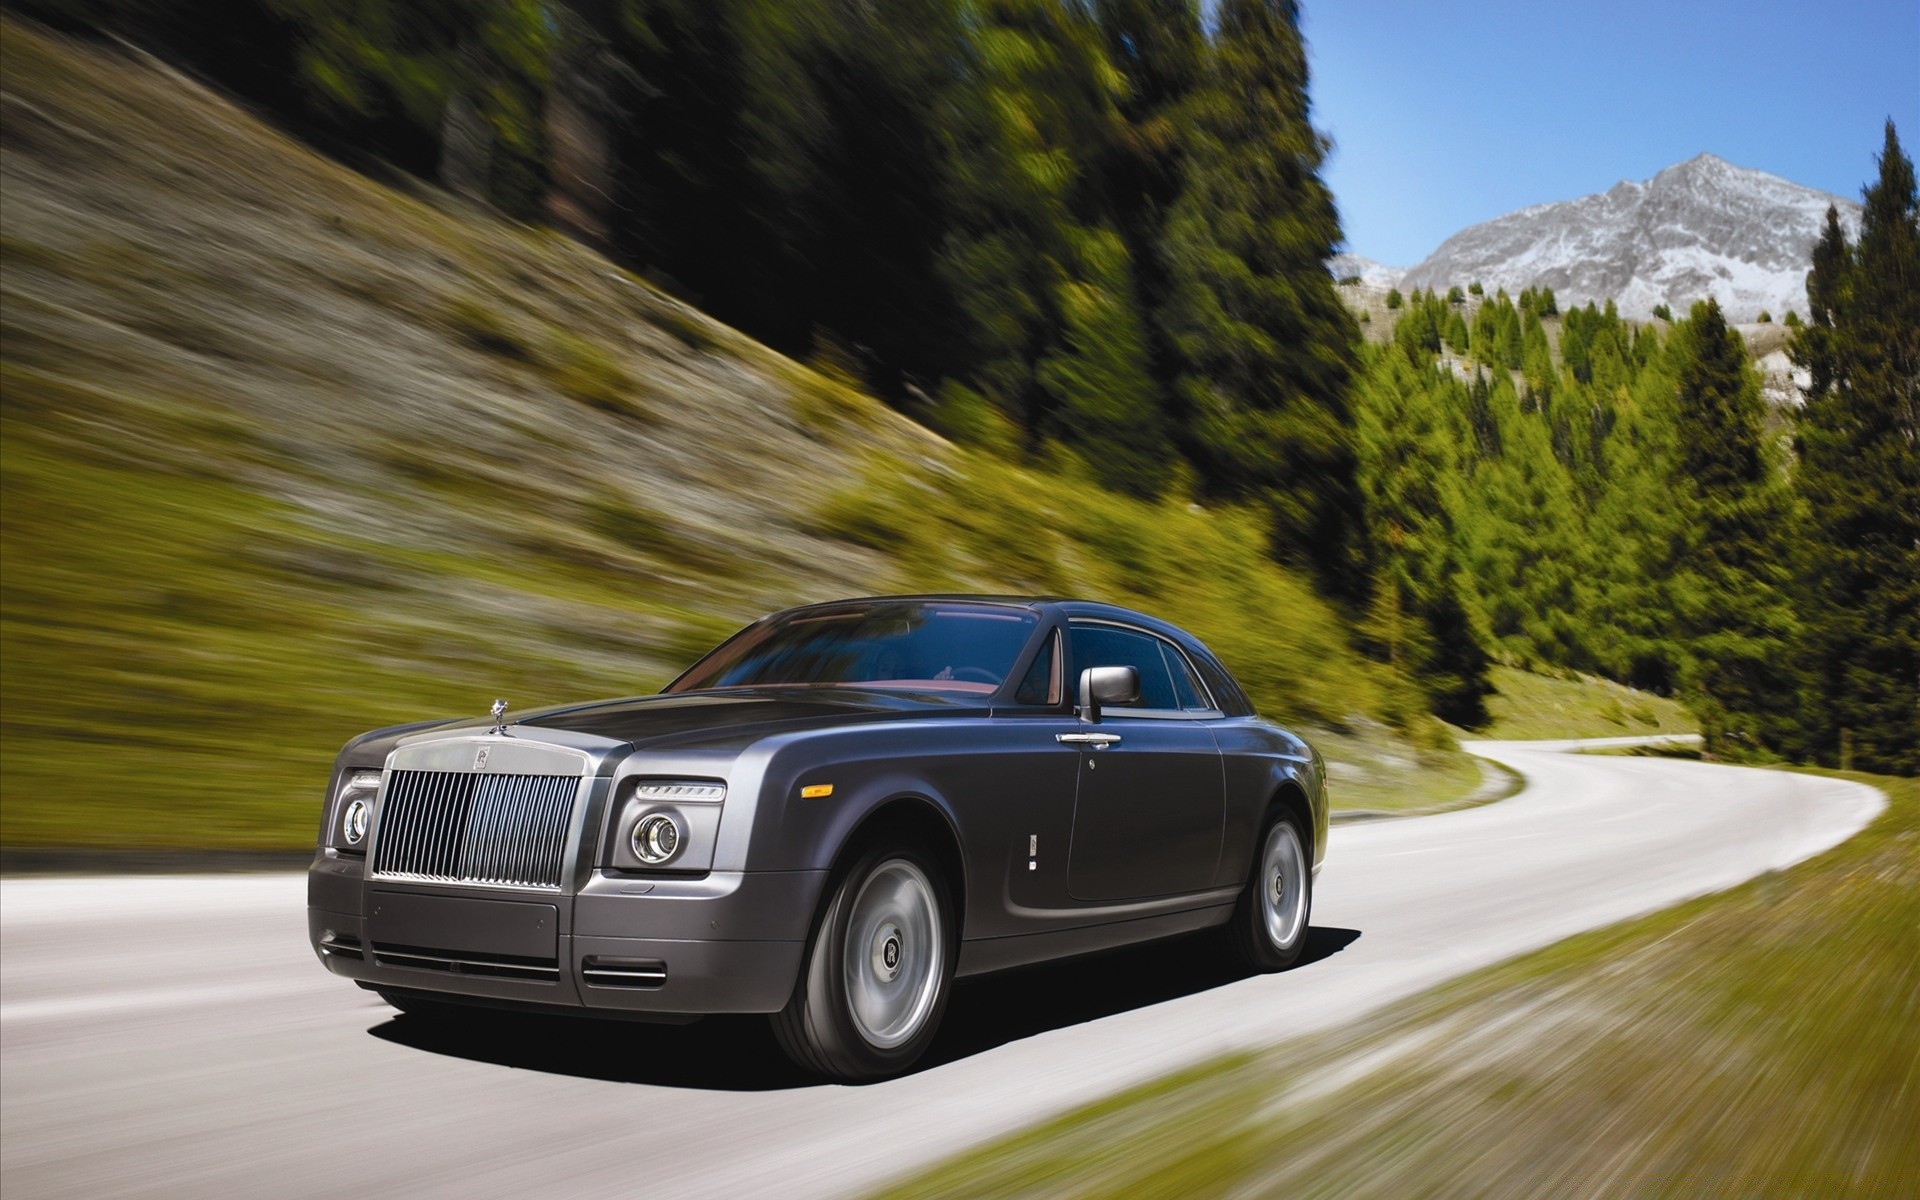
373, 769, 577, 890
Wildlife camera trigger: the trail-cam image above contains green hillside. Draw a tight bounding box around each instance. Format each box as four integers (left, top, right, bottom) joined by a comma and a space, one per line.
0, 21, 1486, 848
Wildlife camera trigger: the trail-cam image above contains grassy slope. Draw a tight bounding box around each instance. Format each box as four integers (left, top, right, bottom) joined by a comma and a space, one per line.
874, 768, 1916, 1198
1481, 664, 1693, 740
0, 21, 1476, 847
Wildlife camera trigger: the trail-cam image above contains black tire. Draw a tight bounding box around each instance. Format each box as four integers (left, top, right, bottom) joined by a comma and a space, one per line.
771, 842, 955, 1081
1229, 809, 1313, 971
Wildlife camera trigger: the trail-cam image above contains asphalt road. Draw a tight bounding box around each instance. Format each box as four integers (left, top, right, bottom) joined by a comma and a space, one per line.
0, 739, 1884, 1199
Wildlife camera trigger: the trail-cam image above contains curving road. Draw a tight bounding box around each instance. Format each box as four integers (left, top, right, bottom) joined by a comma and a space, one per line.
0, 739, 1883, 1199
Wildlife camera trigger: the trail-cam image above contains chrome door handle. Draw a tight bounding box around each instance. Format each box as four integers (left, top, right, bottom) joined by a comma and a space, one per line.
1056, 732, 1121, 748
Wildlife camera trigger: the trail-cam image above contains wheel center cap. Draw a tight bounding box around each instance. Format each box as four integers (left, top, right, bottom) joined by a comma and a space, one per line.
873, 922, 905, 980
1272, 873, 1286, 903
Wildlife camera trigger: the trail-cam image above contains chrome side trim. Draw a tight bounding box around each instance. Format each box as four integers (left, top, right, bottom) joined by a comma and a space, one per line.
371, 945, 560, 980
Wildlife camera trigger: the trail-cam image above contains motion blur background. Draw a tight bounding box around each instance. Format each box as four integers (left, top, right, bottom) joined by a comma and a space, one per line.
0, 0, 1912, 857
2, 3, 1916, 1197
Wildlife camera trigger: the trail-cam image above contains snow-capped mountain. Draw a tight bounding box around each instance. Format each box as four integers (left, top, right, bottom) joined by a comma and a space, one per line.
1396, 154, 1862, 321
1328, 253, 1406, 289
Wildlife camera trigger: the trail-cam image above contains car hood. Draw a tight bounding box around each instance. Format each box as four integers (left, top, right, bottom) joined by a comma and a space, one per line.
498, 687, 984, 751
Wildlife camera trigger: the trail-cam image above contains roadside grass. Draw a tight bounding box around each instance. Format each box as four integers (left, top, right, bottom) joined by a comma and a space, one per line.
872, 768, 1916, 1199
1482, 664, 1693, 740
1308, 721, 1501, 817
0, 21, 1457, 848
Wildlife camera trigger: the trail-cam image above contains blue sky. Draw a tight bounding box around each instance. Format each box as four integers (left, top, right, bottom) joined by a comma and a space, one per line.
1301, 0, 1920, 266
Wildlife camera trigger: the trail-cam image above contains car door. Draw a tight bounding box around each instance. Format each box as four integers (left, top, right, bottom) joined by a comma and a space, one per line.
1064, 622, 1226, 902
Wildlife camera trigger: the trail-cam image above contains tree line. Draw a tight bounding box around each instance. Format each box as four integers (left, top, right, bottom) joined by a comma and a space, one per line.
30, 0, 1365, 591
24, 3, 1915, 771
1354, 125, 1916, 772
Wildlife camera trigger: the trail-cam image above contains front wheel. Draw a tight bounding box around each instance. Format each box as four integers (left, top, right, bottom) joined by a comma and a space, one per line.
771, 845, 954, 1080
1229, 812, 1313, 971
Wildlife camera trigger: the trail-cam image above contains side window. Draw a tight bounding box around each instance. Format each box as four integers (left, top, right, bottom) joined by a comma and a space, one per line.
1069, 624, 1179, 710
1160, 642, 1209, 710
1014, 631, 1062, 705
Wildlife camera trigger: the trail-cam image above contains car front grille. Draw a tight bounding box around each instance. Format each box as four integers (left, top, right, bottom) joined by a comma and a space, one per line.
371, 770, 579, 890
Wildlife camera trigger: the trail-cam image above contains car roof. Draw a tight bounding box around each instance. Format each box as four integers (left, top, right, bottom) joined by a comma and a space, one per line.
772, 595, 1187, 636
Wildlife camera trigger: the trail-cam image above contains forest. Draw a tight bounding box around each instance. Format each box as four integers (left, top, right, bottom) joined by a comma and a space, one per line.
19, 0, 1918, 773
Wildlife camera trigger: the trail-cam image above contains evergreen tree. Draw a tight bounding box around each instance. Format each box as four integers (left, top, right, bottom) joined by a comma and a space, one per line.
1458, 368, 1588, 667
1038, 228, 1172, 495
1668, 300, 1799, 757
940, 0, 1128, 436
1096, 0, 1206, 458
1160, 0, 1363, 591
1791, 123, 1920, 773
271, 0, 553, 212
1495, 301, 1523, 370
1587, 346, 1685, 689
1354, 351, 1493, 725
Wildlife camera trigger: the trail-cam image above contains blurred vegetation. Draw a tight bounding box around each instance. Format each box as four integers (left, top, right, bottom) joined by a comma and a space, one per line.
5, 3, 1909, 850
1792, 132, 1920, 777
874, 769, 1918, 1197
9, 0, 1912, 793
1480, 666, 1692, 741
0, 19, 1499, 848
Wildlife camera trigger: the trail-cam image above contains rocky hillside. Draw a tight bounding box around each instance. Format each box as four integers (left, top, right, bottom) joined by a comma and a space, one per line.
1393, 155, 1862, 321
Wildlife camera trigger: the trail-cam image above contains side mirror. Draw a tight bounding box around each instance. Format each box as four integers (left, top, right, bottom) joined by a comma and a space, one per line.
1077, 665, 1139, 724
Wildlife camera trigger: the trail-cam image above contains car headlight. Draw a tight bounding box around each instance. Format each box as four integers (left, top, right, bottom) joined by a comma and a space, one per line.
342, 798, 371, 846
334, 769, 382, 851
634, 781, 726, 803
613, 779, 725, 872
631, 812, 684, 864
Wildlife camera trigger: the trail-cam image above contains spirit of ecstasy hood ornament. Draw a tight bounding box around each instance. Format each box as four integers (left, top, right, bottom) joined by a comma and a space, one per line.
489, 698, 509, 736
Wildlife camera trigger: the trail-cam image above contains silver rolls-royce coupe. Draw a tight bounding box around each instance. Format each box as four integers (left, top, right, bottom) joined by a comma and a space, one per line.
309, 595, 1327, 1079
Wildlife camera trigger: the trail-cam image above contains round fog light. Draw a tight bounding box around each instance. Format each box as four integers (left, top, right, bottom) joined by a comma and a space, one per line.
632, 813, 682, 864
342, 798, 370, 846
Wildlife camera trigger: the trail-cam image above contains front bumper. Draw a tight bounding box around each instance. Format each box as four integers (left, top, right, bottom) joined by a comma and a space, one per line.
307, 856, 823, 1015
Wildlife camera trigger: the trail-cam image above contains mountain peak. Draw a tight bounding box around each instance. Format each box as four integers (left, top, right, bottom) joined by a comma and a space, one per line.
1399, 155, 1862, 321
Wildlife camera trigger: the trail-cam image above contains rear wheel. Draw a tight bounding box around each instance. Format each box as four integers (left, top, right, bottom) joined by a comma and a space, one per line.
1229, 811, 1312, 971
771, 844, 954, 1080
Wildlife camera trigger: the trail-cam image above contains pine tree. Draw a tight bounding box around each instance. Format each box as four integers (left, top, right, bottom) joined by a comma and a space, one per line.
1096, 0, 1205, 459
1354, 351, 1492, 725
1587, 347, 1685, 690
1160, 0, 1363, 592
1038, 228, 1172, 495
1791, 122, 1920, 773
271, 0, 553, 212
1458, 369, 1588, 667
1668, 300, 1799, 757
939, 0, 1129, 437
1495, 302, 1523, 370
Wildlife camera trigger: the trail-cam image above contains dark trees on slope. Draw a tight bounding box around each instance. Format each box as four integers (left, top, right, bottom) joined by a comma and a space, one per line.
1160, 0, 1363, 594
1792, 123, 1920, 775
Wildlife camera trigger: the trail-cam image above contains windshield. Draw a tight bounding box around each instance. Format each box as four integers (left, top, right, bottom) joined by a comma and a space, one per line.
668, 602, 1039, 695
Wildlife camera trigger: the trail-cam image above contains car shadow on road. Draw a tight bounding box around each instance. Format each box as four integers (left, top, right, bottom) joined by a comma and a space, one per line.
366, 925, 1361, 1092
